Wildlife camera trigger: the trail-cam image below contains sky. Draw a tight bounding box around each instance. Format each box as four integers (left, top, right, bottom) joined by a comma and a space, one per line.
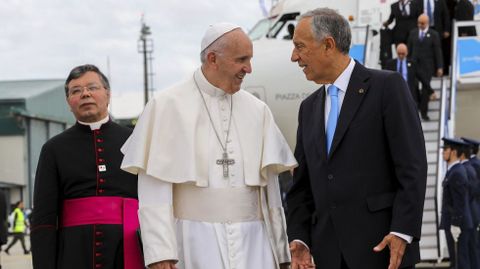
0, 0, 266, 118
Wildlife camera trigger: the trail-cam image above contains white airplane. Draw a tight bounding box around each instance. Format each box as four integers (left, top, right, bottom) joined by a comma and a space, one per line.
243, 0, 393, 150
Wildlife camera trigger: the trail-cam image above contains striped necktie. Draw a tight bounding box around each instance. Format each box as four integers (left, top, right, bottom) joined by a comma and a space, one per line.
326, 85, 339, 154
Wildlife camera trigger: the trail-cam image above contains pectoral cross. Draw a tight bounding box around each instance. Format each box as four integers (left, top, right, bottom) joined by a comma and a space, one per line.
216, 152, 235, 177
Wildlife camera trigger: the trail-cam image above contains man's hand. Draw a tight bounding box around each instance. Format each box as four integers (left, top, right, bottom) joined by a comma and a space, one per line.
436, 68, 443, 77
290, 241, 315, 269
373, 234, 407, 269
451, 225, 461, 242
148, 260, 177, 269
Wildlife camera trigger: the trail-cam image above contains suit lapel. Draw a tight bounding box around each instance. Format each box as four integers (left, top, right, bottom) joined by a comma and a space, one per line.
313, 86, 327, 160
328, 63, 370, 158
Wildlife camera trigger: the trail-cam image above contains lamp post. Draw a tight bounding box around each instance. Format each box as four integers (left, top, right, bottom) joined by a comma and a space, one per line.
138, 17, 153, 106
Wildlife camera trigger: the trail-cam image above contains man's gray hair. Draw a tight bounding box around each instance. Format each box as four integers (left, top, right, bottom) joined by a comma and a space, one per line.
300, 8, 351, 54
200, 34, 230, 64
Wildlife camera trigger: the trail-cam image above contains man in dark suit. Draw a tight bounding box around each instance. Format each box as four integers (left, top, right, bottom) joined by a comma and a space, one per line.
416, 0, 451, 37
440, 138, 475, 269
415, 0, 451, 72
384, 0, 423, 45
408, 14, 443, 120
455, 0, 477, 37
384, 43, 420, 105
287, 8, 427, 269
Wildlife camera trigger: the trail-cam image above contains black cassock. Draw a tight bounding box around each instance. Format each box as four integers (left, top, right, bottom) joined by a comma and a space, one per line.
31, 121, 138, 269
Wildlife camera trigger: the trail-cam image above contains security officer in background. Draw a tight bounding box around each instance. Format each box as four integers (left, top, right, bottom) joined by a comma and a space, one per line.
462, 137, 480, 177
440, 138, 474, 269
459, 141, 480, 268
463, 137, 480, 263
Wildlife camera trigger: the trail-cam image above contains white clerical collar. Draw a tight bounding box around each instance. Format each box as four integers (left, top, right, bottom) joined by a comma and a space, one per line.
460, 159, 469, 164
447, 160, 460, 172
325, 58, 355, 94
78, 115, 110, 130
472, 155, 477, 159
194, 68, 228, 97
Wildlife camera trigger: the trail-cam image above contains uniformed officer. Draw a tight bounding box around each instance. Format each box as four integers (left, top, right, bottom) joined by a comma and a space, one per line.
462, 137, 480, 265
440, 137, 474, 269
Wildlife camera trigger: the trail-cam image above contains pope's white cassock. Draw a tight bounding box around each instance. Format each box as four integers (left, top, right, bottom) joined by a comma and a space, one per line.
121, 68, 297, 269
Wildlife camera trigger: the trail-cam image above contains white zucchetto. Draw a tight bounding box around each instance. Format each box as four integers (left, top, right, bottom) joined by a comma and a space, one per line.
201, 22, 241, 52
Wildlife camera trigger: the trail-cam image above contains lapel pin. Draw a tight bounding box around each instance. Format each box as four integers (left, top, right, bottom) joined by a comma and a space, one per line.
358, 88, 365, 94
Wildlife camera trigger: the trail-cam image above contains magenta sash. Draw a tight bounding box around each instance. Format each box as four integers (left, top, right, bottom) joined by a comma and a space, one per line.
62, 197, 143, 269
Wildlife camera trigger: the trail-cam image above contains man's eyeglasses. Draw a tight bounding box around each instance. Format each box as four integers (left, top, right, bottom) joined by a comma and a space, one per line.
68, 84, 103, 97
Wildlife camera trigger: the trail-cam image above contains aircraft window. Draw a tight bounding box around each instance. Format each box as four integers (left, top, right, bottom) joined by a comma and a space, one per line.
248, 18, 275, 41
266, 12, 299, 39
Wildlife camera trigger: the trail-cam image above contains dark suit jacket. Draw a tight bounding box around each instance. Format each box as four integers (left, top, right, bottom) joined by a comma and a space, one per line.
464, 162, 480, 226
439, 163, 473, 229
408, 28, 443, 77
416, 0, 451, 34
286, 62, 427, 269
385, 1, 422, 44
385, 58, 419, 103
455, 0, 477, 36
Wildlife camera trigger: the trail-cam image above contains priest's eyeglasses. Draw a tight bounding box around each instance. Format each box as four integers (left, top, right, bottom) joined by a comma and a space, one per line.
68, 84, 103, 97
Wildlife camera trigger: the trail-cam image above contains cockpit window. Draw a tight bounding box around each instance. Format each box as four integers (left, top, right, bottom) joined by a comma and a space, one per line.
248, 18, 275, 41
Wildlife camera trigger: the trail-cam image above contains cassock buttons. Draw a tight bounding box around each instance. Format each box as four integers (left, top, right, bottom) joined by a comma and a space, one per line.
99, 178, 106, 184
98, 189, 105, 194
97, 148, 104, 153
98, 165, 107, 172
96, 138, 104, 143
94, 130, 101, 135
327, 174, 334, 180
95, 252, 102, 257
95, 241, 102, 246
358, 89, 365, 94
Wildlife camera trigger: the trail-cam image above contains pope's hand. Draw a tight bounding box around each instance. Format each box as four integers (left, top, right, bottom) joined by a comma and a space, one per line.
148, 260, 177, 269
451, 225, 461, 242
290, 241, 315, 269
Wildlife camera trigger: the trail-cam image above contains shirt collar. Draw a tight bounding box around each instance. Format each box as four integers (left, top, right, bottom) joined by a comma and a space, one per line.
194, 68, 228, 97
460, 159, 469, 164
325, 58, 355, 94
447, 160, 461, 171
78, 115, 110, 130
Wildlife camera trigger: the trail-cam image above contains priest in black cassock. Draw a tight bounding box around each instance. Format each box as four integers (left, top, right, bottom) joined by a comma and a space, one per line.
30, 64, 143, 269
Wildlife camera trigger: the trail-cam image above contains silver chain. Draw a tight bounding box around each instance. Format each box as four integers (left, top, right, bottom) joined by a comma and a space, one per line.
193, 75, 233, 153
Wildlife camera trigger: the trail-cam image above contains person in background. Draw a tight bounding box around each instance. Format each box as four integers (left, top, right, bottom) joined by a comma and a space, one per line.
454, 0, 477, 36
384, 43, 420, 105
415, 0, 451, 73
4, 201, 29, 255
408, 14, 443, 121
383, 0, 423, 45
440, 138, 474, 269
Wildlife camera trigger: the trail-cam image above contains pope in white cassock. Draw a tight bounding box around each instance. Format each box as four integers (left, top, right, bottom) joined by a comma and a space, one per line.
120, 22, 297, 269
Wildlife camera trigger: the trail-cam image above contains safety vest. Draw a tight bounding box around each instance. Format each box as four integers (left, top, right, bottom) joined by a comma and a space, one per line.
12, 208, 26, 233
